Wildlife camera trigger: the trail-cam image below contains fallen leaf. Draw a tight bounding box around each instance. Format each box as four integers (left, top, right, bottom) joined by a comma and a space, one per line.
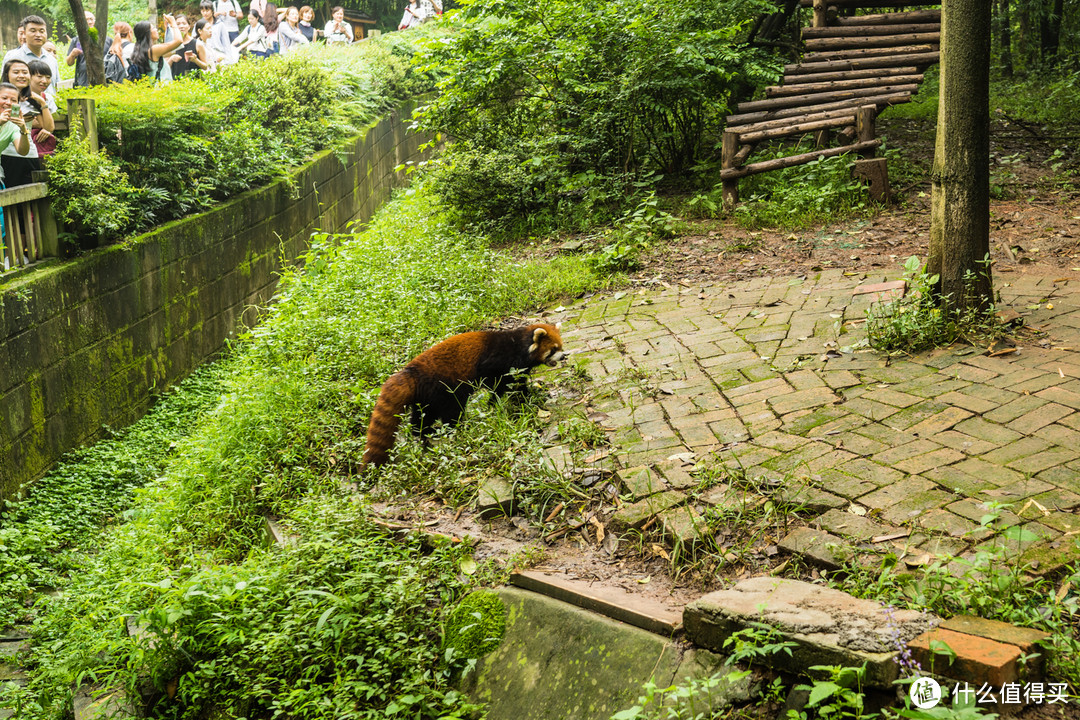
637, 575, 652, 584
459, 557, 478, 576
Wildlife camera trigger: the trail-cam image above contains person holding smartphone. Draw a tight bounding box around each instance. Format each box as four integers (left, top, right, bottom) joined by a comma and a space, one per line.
323, 6, 352, 44
0, 59, 39, 186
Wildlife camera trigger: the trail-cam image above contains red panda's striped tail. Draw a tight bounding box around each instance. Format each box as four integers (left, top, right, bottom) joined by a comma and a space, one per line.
361, 372, 416, 468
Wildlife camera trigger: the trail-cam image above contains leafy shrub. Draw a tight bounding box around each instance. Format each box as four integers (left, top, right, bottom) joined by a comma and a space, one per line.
44, 136, 139, 245
733, 143, 871, 229
865, 256, 1004, 354
417, 0, 780, 234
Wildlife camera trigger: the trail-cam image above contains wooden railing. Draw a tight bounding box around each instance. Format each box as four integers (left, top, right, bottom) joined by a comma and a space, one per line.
0, 98, 96, 275
0, 182, 58, 271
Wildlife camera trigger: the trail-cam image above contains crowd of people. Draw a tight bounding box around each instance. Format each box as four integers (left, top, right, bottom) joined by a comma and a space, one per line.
0, 1, 442, 194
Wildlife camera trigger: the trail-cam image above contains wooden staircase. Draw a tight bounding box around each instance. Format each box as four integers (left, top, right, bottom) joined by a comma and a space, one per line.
721, 0, 941, 203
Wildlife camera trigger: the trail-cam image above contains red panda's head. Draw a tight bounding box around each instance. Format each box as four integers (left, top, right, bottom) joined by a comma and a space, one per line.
528, 323, 565, 367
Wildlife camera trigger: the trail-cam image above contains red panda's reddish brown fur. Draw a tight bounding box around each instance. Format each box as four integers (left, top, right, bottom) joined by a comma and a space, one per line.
361, 323, 565, 467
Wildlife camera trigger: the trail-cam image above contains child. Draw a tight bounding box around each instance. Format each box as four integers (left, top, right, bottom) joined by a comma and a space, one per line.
26, 59, 55, 156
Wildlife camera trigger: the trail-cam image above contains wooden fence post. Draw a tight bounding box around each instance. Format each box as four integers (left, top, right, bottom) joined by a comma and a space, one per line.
812, 0, 828, 28
856, 104, 876, 155
66, 98, 98, 152
721, 130, 739, 206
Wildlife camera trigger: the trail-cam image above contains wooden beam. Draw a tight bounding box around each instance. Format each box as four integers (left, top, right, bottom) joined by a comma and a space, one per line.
727, 91, 911, 126
803, 23, 940, 38
737, 114, 857, 144
804, 32, 941, 52
785, 52, 939, 74
834, 9, 940, 25
783, 66, 918, 84
732, 106, 868, 134
767, 73, 923, 97
736, 83, 919, 114
802, 44, 937, 62
799, 0, 937, 7
719, 140, 883, 180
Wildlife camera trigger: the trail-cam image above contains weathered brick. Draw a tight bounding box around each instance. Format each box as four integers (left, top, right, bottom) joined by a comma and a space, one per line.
616, 466, 670, 501
1007, 402, 1074, 434
778, 527, 851, 568
768, 386, 841, 415
979, 436, 1054, 465
882, 400, 952, 431
984, 395, 1049, 424
936, 390, 1000, 414
872, 439, 941, 465
892, 447, 966, 475
953, 417, 1024, 445
907, 406, 975, 438
608, 490, 686, 532
843, 397, 901, 422
1006, 446, 1077, 474
908, 628, 1021, 687
816, 508, 899, 542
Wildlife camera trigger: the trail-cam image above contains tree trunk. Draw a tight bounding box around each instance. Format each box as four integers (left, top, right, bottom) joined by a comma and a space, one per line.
149, 0, 158, 26
927, 0, 992, 312
69, 0, 106, 86
95, 0, 109, 32
998, 0, 1013, 76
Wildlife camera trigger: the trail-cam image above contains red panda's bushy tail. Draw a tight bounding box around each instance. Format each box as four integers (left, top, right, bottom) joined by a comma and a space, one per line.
361, 372, 416, 468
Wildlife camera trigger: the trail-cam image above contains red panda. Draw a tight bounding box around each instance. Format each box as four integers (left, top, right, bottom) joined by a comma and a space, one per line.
361, 323, 565, 468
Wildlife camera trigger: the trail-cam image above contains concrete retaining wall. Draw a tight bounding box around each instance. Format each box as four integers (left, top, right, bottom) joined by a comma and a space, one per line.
0, 100, 428, 500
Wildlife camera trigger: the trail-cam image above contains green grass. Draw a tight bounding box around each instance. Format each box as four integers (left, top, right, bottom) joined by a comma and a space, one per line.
0, 185, 606, 719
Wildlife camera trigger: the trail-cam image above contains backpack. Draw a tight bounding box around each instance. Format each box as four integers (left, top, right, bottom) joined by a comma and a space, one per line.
125, 59, 145, 82
104, 52, 126, 84
125, 56, 163, 83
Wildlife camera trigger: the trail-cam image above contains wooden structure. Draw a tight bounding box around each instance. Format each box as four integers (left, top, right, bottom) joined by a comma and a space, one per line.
721, 0, 941, 204
0, 183, 58, 271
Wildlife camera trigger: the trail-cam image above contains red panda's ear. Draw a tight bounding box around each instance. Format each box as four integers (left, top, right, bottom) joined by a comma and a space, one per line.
533, 327, 547, 342
555, 322, 562, 330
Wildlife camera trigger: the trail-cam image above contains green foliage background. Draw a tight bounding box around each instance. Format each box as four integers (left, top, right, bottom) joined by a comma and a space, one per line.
417, 0, 780, 236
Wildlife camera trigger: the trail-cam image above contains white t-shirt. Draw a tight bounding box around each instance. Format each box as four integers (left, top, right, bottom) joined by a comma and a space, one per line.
324, 19, 353, 43
214, 0, 242, 32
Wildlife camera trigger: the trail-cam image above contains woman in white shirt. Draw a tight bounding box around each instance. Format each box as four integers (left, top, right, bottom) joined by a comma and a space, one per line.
323, 6, 353, 44
233, 9, 270, 57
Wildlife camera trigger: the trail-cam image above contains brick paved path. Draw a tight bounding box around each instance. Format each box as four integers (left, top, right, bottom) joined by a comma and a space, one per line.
549, 269, 1080, 575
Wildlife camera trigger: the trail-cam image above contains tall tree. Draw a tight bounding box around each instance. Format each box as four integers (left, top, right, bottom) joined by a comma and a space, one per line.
997, 0, 1013, 76
927, 0, 992, 311
69, 0, 106, 85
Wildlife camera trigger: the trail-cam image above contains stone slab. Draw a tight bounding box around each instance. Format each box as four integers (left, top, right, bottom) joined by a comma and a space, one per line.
683, 577, 936, 688
461, 587, 684, 720
510, 570, 683, 635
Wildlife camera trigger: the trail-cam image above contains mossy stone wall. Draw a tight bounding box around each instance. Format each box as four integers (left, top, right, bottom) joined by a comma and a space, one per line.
0, 101, 427, 501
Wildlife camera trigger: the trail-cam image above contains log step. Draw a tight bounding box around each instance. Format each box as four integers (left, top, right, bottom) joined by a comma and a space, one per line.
798, 0, 939, 6
782, 66, 918, 84
735, 114, 857, 144
767, 73, 923, 97
785, 52, 939, 74
726, 91, 911, 126
719, 140, 882, 180
736, 83, 919, 114
833, 9, 940, 25
804, 32, 941, 52
802, 44, 937, 62
802, 23, 940, 38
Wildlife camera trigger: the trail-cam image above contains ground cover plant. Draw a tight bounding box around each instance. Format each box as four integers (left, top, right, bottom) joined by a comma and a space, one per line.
48, 27, 445, 245
0, 186, 604, 718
